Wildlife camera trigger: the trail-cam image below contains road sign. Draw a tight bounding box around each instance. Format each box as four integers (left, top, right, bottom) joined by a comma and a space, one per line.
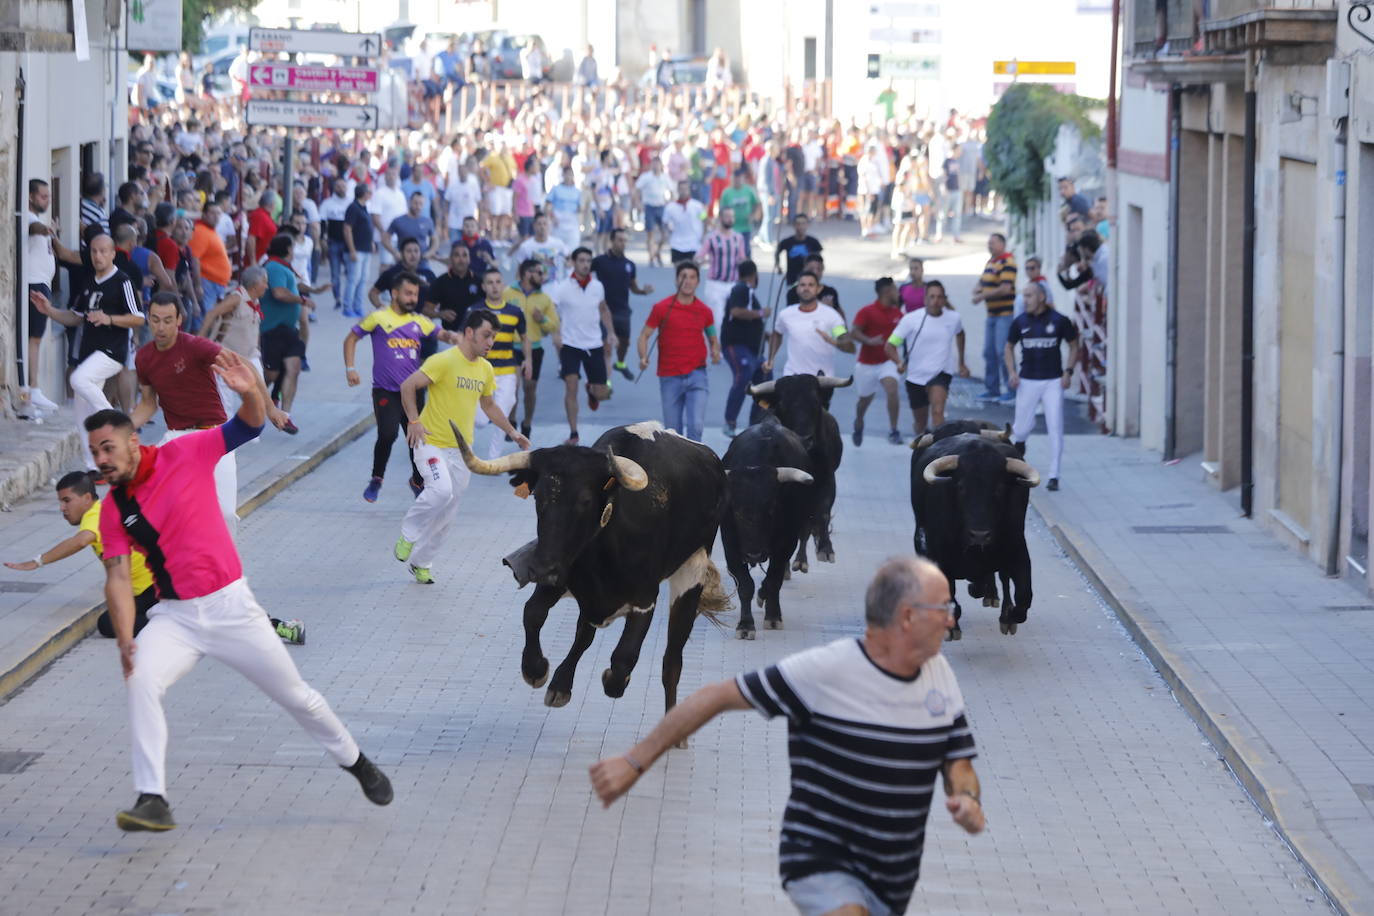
127, 0, 183, 52
249, 27, 382, 58
867, 53, 941, 80
245, 100, 379, 130
993, 60, 1078, 76
869, 27, 942, 43
249, 64, 379, 93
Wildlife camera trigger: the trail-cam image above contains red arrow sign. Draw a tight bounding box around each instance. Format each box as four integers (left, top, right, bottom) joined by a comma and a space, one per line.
248, 64, 379, 93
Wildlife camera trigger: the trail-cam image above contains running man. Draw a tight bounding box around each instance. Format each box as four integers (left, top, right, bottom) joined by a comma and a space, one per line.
637, 260, 720, 441
473, 267, 533, 459
345, 270, 442, 503
1005, 281, 1079, 491
4, 470, 303, 643
549, 247, 618, 445
886, 280, 970, 437
506, 259, 560, 439
394, 309, 531, 585
592, 227, 655, 381
764, 270, 853, 409
89, 352, 390, 833
848, 278, 905, 446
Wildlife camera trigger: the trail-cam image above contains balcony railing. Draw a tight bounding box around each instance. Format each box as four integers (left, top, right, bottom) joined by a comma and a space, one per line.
1129, 0, 1337, 58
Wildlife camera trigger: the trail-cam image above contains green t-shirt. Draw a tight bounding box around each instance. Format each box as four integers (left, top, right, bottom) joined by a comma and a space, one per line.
719, 185, 759, 234
876, 89, 897, 121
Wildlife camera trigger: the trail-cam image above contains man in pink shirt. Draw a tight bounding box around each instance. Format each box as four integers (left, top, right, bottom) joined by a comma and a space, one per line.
90, 350, 391, 832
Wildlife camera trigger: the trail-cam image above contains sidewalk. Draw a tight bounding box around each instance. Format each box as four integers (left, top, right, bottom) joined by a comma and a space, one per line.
1029, 433, 1374, 915
0, 308, 378, 700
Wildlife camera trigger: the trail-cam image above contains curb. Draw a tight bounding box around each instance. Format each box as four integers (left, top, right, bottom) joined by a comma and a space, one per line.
0, 412, 375, 703
1033, 497, 1361, 916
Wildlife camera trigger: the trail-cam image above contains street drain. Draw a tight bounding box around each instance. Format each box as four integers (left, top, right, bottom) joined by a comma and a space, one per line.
0, 751, 41, 774
0, 581, 47, 594
1323, 605, 1374, 612
1130, 525, 1232, 535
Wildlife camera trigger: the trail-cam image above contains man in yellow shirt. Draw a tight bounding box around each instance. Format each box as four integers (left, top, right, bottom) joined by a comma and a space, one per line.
482, 137, 519, 243
506, 258, 561, 438
2, 471, 304, 642
394, 308, 531, 584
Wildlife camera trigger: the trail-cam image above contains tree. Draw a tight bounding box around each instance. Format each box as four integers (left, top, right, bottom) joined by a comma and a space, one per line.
984, 84, 1102, 221
181, 0, 254, 54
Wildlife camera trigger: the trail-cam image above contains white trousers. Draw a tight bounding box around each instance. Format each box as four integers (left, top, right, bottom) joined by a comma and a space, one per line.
126, 578, 359, 796
400, 443, 472, 569
159, 427, 239, 537
474, 374, 518, 460
1012, 377, 1065, 479
71, 351, 124, 469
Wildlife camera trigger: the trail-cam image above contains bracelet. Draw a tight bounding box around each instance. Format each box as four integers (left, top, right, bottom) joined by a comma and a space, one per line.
408, 419, 423, 425
33, 554, 44, 569
956, 790, 980, 804
623, 753, 645, 774
345, 366, 356, 372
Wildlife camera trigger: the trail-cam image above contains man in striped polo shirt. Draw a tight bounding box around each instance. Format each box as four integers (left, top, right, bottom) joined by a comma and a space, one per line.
972, 232, 1018, 403
591, 555, 985, 916
698, 207, 748, 326
474, 267, 532, 459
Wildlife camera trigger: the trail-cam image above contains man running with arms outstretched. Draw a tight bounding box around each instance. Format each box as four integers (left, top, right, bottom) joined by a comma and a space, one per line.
394, 309, 531, 585
90, 351, 391, 833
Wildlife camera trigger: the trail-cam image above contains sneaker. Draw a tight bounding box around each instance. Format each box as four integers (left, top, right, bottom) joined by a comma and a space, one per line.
393, 536, 415, 563
615, 361, 634, 381
408, 478, 423, 499
342, 752, 394, 806
564, 432, 580, 446
116, 793, 176, 832
301, 357, 311, 372
851, 423, 864, 447
976, 391, 1001, 402
410, 564, 435, 585
363, 476, 383, 503
282, 418, 300, 435
1047, 478, 1060, 491
723, 424, 738, 439
888, 429, 903, 445
28, 388, 60, 412
586, 384, 600, 411
274, 619, 306, 645
520, 423, 532, 438
997, 393, 1016, 405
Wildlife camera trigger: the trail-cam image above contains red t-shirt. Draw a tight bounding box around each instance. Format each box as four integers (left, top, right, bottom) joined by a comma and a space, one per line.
155, 231, 180, 272
135, 332, 227, 429
246, 207, 277, 262
852, 301, 904, 365
646, 296, 715, 377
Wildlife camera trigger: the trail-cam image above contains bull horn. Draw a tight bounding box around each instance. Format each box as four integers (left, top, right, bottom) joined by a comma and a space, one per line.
776, 467, 814, 485
452, 421, 531, 475
980, 428, 1010, 442
1006, 458, 1041, 487
609, 453, 649, 491
747, 380, 777, 397
912, 433, 934, 451
922, 454, 959, 484
817, 375, 854, 390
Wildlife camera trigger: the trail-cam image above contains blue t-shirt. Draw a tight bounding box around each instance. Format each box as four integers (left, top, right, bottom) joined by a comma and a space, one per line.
261, 260, 301, 332
345, 201, 375, 252
402, 179, 436, 211
1007, 309, 1078, 380
547, 184, 581, 219
590, 253, 636, 314
389, 214, 435, 252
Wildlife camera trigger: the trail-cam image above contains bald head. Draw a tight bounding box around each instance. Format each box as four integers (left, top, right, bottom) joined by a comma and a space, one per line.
864, 556, 943, 628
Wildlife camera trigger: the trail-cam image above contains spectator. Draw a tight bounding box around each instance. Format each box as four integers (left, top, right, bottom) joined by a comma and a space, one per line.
1058, 176, 1092, 220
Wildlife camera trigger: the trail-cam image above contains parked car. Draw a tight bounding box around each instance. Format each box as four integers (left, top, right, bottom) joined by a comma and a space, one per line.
456, 30, 552, 81
638, 56, 709, 89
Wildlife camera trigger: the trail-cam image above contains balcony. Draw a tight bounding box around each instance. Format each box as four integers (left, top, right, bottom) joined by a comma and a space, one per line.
0, 0, 116, 52
1201, 0, 1337, 53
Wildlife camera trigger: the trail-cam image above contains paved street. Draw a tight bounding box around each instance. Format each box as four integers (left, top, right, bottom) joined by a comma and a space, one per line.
0, 230, 1333, 914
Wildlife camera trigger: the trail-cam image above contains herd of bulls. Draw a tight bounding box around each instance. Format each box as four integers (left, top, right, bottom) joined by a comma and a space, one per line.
452, 373, 1043, 716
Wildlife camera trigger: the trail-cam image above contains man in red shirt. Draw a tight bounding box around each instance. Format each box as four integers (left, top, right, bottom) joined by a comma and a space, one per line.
848, 277, 905, 446
244, 188, 278, 266
637, 261, 721, 441
133, 293, 287, 536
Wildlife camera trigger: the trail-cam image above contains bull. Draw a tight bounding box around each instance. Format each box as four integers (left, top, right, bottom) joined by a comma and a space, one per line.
720, 416, 817, 639
911, 419, 1011, 452
456, 421, 731, 719
910, 432, 1040, 639
746, 374, 851, 573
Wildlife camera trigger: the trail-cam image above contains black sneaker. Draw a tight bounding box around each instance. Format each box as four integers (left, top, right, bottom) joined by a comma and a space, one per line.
851, 423, 864, 447
343, 752, 394, 806
520, 423, 532, 438
116, 793, 176, 831
1047, 478, 1060, 491
615, 362, 635, 381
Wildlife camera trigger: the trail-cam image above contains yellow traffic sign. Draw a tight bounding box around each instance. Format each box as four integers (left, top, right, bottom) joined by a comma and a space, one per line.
993, 60, 1077, 76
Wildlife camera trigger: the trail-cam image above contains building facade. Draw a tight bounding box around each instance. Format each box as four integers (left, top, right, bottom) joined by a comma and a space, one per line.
1112, 0, 1374, 586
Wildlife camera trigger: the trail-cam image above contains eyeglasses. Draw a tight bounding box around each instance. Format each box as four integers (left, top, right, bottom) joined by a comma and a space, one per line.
907, 601, 958, 617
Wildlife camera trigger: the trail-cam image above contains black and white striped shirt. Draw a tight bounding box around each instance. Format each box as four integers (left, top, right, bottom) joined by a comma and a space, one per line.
80, 197, 109, 235
736, 638, 977, 914
72, 268, 142, 364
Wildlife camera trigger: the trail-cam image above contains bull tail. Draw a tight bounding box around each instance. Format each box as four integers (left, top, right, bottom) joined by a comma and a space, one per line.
697, 558, 734, 618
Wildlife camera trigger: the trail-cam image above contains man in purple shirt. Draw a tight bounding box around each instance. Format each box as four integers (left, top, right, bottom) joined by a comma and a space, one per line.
344, 270, 446, 503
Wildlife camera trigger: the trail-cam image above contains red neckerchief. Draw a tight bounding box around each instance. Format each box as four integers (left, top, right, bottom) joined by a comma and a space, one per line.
990, 252, 1013, 263
677, 194, 690, 204
573, 272, 592, 290
123, 445, 159, 493
461, 233, 479, 245
267, 255, 303, 283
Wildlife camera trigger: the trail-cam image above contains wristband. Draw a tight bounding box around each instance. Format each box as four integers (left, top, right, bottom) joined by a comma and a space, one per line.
346, 366, 357, 372
33, 554, 44, 569
955, 790, 980, 804
624, 753, 645, 774
408, 419, 423, 425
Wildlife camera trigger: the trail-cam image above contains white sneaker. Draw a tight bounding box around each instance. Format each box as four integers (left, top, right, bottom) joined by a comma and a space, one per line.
28, 388, 60, 412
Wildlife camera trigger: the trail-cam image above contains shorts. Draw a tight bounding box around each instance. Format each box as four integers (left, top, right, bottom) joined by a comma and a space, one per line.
854, 360, 899, 397
595, 211, 615, 234
527, 346, 545, 381
906, 372, 952, 409
487, 186, 513, 216
785, 871, 895, 916
867, 195, 881, 216
260, 324, 307, 372
27, 283, 51, 338
670, 248, 696, 264
559, 345, 608, 385
801, 173, 818, 192
644, 204, 665, 232
517, 215, 536, 237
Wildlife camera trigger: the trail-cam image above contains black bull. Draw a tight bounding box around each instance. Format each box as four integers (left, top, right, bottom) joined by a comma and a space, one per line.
720, 416, 818, 638
456, 421, 731, 717
910, 433, 1041, 639
746, 373, 850, 573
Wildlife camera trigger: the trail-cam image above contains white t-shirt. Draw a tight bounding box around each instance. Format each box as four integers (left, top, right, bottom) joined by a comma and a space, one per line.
889, 308, 963, 385
802, 142, 823, 172
550, 275, 606, 350
446, 173, 481, 227
23, 211, 56, 286
291, 235, 313, 280
636, 171, 673, 207
296, 196, 321, 226
511, 236, 570, 282
775, 303, 848, 378
369, 183, 408, 235
216, 211, 236, 245
663, 199, 706, 252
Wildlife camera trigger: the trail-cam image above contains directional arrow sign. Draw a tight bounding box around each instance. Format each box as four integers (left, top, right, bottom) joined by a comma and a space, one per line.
245, 100, 378, 130
249, 64, 379, 93
249, 27, 381, 58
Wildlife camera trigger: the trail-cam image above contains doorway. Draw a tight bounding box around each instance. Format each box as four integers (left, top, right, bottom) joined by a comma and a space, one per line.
1277, 157, 1316, 534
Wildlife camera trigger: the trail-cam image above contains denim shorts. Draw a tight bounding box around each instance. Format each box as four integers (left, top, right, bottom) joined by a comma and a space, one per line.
785, 871, 894, 916
644, 204, 665, 231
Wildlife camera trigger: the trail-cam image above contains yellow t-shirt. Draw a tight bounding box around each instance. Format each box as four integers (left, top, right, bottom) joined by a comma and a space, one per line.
505, 286, 559, 346
485, 151, 516, 188
418, 347, 497, 448
81, 500, 154, 595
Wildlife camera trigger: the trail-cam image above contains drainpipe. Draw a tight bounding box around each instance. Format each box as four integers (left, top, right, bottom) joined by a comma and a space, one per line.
1240, 50, 1257, 518
1325, 108, 1349, 575
1164, 84, 1181, 461
14, 69, 27, 396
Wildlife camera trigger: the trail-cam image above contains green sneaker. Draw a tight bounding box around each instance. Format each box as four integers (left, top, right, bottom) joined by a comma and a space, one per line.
410, 564, 435, 585
116, 793, 176, 832
274, 619, 306, 645
393, 536, 414, 563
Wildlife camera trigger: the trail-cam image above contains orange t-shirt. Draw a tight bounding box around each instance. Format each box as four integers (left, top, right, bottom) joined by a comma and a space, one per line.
189, 221, 231, 285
